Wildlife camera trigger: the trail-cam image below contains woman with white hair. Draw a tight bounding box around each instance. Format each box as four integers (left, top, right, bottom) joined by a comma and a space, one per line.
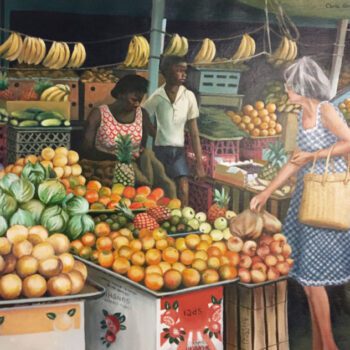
250, 56, 350, 350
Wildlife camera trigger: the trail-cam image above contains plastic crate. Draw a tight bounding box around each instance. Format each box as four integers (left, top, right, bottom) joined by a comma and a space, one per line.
7, 126, 71, 163
240, 136, 281, 161
188, 178, 213, 213
185, 133, 241, 177
0, 124, 7, 164
187, 67, 242, 95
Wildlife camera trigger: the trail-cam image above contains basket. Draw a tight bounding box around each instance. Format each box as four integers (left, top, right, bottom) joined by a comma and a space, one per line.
240, 136, 281, 161
6, 126, 71, 163
187, 67, 242, 95
185, 133, 241, 177
0, 124, 7, 164
188, 178, 213, 213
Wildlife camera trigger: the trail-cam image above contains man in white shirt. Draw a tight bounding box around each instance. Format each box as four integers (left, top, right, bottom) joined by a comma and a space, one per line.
143, 56, 205, 206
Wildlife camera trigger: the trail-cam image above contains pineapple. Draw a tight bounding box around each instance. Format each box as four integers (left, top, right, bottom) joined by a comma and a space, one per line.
147, 206, 171, 223
21, 79, 53, 101
0, 72, 15, 100
207, 188, 230, 224
259, 141, 288, 181
113, 134, 135, 186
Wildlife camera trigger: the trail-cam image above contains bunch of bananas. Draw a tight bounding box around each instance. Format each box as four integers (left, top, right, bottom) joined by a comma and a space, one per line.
17, 36, 47, 65
231, 33, 256, 63
123, 35, 150, 68
163, 34, 188, 57
193, 38, 216, 64
0, 33, 24, 62
40, 84, 71, 102
268, 36, 298, 66
43, 42, 86, 69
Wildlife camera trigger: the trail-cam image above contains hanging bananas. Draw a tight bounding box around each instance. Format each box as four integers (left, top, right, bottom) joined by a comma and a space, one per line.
0, 32, 23, 61
193, 38, 216, 64
268, 36, 298, 66
123, 35, 150, 68
231, 33, 256, 63
40, 84, 71, 102
163, 34, 188, 57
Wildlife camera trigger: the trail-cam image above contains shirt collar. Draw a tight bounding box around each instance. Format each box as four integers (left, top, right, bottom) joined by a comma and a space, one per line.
156, 84, 186, 103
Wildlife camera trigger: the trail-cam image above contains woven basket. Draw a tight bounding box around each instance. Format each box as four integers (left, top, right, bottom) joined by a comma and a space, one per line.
299, 147, 350, 230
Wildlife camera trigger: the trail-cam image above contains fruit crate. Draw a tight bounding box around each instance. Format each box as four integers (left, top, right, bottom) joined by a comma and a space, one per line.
187, 67, 243, 95
0, 124, 7, 164
240, 136, 281, 161
188, 178, 214, 213
225, 280, 289, 350
8, 78, 79, 121
6, 126, 71, 164
185, 133, 241, 177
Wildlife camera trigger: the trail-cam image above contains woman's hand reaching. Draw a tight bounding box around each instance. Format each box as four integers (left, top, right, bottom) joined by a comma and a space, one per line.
290, 151, 314, 167
250, 191, 270, 213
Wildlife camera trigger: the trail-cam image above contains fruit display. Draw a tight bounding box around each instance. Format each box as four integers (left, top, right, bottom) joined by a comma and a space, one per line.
163, 34, 189, 57
267, 36, 298, 66
113, 135, 135, 186
193, 38, 216, 64
80, 68, 120, 83
338, 98, 350, 123
227, 101, 283, 137
40, 84, 71, 102
264, 81, 301, 114
0, 32, 86, 68
123, 35, 150, 68
207, 188, 230, 224
0, 225, 88, 299
8, 108, 70, 128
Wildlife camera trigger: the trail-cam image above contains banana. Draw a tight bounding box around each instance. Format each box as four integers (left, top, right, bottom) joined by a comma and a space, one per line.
284, 39, 295, 61
0, 32, 17, 56
55, 84, 70, 94
202, 39, 213, 62
194, 38, 210, 63
17, 36, 29, 63
232, 34, 249, 62
47, 89, 66, 101
35, 38, 46, 65
67, 43, 78, 68
63, 94, 69, 102
4, 33, 23, 61
247, 35, 256, 58
134, 36, 145, 67
22, 36, 34, 64
178, 36, 188, 57
131, 36, 142, 67
271, 36, 290, 65
76, 42, 86, 67
124, 38, 136, 67
51, 42, 66, 69
30, 38, 40, 64
163, 34, 179, 56
288, 40, 298, 61
43, 41, 58, 67
55, 42, 70, 69
277, 36, 290, 61
206, 39, 216, 62
40, 86, 61, 100
137, 36, 150, 67
27, 36, 38, 64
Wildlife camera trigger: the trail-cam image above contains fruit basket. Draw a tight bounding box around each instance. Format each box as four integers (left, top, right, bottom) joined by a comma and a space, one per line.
6, 126, 71, 163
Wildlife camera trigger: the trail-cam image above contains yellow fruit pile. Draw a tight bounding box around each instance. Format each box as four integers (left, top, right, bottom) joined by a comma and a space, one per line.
4, 146, 84, 182
227, 101, 283, 137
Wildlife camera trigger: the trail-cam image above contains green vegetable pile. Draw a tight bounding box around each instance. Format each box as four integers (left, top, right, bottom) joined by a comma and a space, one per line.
198, 107, 248, 139
0, 162, 94, 240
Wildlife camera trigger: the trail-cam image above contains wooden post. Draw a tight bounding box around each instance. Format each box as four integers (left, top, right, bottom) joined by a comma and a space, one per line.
329, 19, 349, 97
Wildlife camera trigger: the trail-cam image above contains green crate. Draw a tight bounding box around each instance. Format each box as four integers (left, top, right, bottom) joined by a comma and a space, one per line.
7, 126, 71, 163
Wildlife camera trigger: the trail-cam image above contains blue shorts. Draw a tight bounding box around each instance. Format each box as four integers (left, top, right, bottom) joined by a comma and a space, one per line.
154, 146, 189, 179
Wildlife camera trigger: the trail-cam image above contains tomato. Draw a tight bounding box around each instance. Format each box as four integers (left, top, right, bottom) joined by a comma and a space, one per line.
70, 240, 83, 254
98, 250, 114, 268
86, 180, 102, 192
96, 237, 113, 251
85, 190, 99, 204
79, 246, 92, 259
81, 232, 96, 247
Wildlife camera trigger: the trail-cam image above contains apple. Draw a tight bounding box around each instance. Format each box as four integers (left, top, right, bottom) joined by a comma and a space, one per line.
282, 243, 292, 258
239, 254, 252, 269
225, 210, 237, 220
251, 269, 267, 283
264, 254, 278, 267
251, 256, 263, 264
210, 229, 224, 241
276, 254, 285, 262
238, 267, 251, 283
222, 227, 232, 240
227, 236, 243, 253
267, 267, 280, 281
214, 217, 228, 230
257, 244, 270, 258
187, 219, 200, 230
259, 234, 274, 246
270, 241, 283, 255
273, 233, 287, 244
199, 222, 212, 234
182, 207, 196, 220
242, 240, 257, 257
195, 212, 207, 223
251, 262, 267, 274
286, 258, 294, 267
276, 262, 290, 275
171, 209, 182, 218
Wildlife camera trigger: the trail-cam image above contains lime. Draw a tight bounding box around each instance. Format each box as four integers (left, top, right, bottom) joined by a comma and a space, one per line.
117, 216, 128, 226
111, 222, 120, 231
170, 216, 181, 226
161, 221, 171, 229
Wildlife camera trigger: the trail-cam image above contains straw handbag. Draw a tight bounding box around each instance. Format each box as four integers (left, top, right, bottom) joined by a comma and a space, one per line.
299, 146, 350, 230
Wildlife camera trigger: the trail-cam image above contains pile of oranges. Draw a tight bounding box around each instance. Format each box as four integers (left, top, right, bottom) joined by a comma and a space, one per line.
71, 224, 238, 292
227, 101, 283, 137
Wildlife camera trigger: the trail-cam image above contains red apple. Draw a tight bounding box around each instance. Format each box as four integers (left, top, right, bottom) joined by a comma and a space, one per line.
239, 254, 252, 269
267, 267, 280, 281
238, 267, 251, 283
276, 262, 290, 275
275, 254, 285, 262
273, 233, 287, 244
242, 240, 257, 257
250, 269, 267, 283
282, 243, 292, 258
270, 241, 283, 255
251, 262, 267, 274
257, 244, 270, 258
264, 254, 278, 267
259, 234, 274, 246
251, 256, 263, 264
227, 236, 244, 253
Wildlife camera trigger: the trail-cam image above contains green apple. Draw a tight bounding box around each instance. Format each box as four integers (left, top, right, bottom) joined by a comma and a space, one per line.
199, 222, 212, 234
214, 217, 228, 230
182, 207, 196, 220
195, 212, 207, 223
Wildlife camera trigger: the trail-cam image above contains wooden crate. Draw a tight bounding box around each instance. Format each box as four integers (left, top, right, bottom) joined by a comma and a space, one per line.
225, 280, 289, 350
8, 78, 79, 121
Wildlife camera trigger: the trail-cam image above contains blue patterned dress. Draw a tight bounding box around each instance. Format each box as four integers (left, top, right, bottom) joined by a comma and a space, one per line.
283, 101, 350, 286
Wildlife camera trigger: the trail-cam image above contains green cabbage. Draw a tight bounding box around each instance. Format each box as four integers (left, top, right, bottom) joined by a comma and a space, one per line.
38, 180, 66, 205
64, 196, 89, 216
0, 173, 19, 192
0, 216, 8, 236
66, 215, 95, 240
40, 205, 69, 233
20, 199, 45, 224
9, 178, 35, 203
0, 192, 17, 219
21, 162, 49, 186
10, 208, 35, 227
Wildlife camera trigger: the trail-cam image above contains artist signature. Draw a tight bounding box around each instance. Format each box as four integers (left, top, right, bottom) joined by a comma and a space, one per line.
325, 2, 350, 8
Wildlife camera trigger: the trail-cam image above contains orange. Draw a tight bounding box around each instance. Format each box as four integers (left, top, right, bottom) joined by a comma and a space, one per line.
111, 183, 125, 195
53, 154, 68, 167
243, 104, 254, 115
94, 222, 111, 237
144, 273, 164, 291
145, 248, 162, 265
249, 109, 259, 118
87, 180, 102, 192
136, 186, 151, 197
99, 186, 112, 197
167, 237, 175, 247
258, 109, 269, 118
81, 232, 96, 247
255, 100, 265, 110
168, 198, 181, 209
266, 102, 277, 113
107, 201, 119, 209
196, 241, 210, 251
70, 240, 83, 254
159, 261, 172, 274
145, 265, 163, 275
251, 128, 260, 137
207, 246, 222, 258
185, 234, 200, 249
85, 190, 99, 204
130, 202, 144, 210
275, 123, 282, 133
201, 269, 220, 284
162, 247, 179, 264
182, 268, 200, 287
268, 128, 277, 136
200, 234, 212, 244
192, 258, 207, 272
112, 257, 130, 274
220, 255, 230, 265
79, 246, 92, 259
262, 115, 271, 123
156, 239, 169, 250
53, 167, 64, 179
118, 246, 133, 259
96, 237, 113, 251
269, 120, 277, 129
212, 242, 227, 255
226, 251, 240, 266
175, 238, 187, 252
113, 236, 129, 250
150, 188, 164, 201
270, 113, 277, 121
207, 257, 221, 270
131, 251, 146, 266
98, 250, 114, 268
143, 200, 157, 208
127, 265, 145, 282
219, 264, 238, 280
253, 117, 262, 126
63, 165, 72, 177
141, 236, 155, 250
15, 158, 25, 166
67, 150, 79, 165
110, 193, 121, 202
164, 269, 182, 290
71, 164, 82, 176
129, 239, 142, 251
180, 249, 195, 266
109, 231, 119, 240
260, 122, 269, 130
123, 186, 136, 199
152, 228, 167, 241
54, 146, 68, 156
60, 178, 70, 190
98, 196, 111, 206
77, 175, 86, 186
91, 250, 99, 263
138, 228, 151, 239
73, 185, 87, 197
5, 164, 14, 173
41, 147, 55, 161
172, 262, 186, 273
25, 154, 38, 164
194, 250, 208, 261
